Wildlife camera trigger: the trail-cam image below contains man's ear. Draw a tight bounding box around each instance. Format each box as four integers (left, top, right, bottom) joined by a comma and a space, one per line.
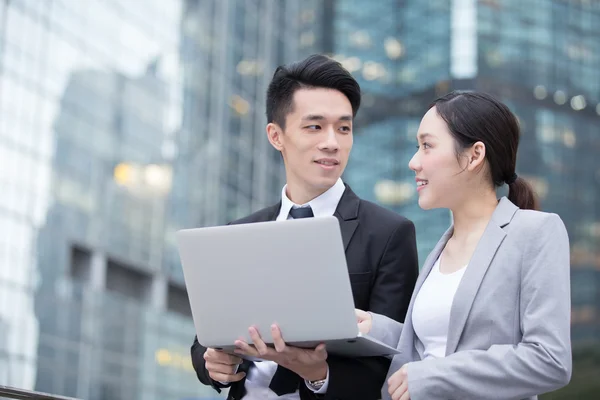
266, 122, 284, 151
466, 141, 486, 172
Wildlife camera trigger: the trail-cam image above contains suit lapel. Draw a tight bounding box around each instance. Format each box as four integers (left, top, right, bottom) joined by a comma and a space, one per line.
263, 187, 359, 250
267, 202, 281, 221
445, 197, 518, 355
334, 185, 360, 250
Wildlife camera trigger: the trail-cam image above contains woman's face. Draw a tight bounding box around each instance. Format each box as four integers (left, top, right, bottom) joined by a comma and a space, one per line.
408, 106, 473, 210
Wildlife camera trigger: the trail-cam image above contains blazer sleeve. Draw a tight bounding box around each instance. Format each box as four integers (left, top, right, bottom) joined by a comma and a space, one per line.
189, 220, 238, 393
190, 335, 230, 393
404, 214, 572, 399
306, 219, 418, 400
368, 312, 404, 348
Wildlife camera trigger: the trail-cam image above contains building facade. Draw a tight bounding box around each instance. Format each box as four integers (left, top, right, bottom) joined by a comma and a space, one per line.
332, 0, 454, 264
0, 0, 319, 399
328, 0, 600, 396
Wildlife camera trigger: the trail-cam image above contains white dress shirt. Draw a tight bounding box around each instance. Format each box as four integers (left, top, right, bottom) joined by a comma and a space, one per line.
411, 257, 467, 360
242, 178, 346, 399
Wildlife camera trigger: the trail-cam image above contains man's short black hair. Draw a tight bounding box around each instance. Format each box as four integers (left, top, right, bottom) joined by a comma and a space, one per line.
266, 54, 361, 129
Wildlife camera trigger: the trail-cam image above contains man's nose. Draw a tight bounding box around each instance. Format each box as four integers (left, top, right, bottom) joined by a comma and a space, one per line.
319, 128, 340, 151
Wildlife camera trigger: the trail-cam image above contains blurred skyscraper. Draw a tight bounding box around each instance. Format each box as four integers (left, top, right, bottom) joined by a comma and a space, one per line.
1, 0, 598, 399
0, 0, 320, 399
164, 0, 322, 285
332, 0, 454, 264
321, 0, 599, 396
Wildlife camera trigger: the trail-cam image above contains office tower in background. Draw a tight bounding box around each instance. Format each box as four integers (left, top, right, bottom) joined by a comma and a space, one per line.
0, 0, 319, 399
322, 0, 599, 391
1, 0, 598, 398
329, 0, 455, 264
164, 0, 321, 285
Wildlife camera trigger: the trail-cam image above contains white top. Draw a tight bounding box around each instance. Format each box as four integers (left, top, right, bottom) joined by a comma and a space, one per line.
411, 257, 467, 360
243, 178, 346, 399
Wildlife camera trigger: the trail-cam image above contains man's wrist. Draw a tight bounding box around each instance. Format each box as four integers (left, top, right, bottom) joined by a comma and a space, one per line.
299, 361, 328, 381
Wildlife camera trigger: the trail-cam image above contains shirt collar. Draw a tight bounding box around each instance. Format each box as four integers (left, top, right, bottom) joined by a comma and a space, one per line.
277, 178, 346, 221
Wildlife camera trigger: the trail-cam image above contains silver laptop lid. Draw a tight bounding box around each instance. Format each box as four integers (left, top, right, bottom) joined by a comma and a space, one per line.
176, 216, 359, 349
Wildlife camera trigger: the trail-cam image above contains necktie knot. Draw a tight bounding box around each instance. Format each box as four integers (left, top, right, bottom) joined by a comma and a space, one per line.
289, 206, 314, 219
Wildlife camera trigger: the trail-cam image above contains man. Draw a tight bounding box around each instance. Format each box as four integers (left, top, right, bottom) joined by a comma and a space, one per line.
190, 54, 418, 400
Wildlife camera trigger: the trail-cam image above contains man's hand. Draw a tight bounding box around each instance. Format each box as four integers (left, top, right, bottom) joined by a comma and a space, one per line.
355, 308, 372, 335
388, 363, 411, 400
234, 324, 328, 381
203, 348, 246, 383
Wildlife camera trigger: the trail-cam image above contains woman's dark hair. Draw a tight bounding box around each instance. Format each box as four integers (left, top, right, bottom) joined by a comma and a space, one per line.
431, 90, 539, 210
266, 54, 361, 129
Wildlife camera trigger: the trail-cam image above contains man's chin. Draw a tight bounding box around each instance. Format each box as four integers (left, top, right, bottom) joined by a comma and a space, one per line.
314, 176, 340, 188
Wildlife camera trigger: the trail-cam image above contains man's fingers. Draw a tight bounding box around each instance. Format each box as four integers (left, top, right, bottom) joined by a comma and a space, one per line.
205, 361, 239, 375
271, 324, 287, 353
208, 370, 246, 383
315, 343, 328, 360
249, 327, 269, 355
204, 349, 243, 365
234, 340, 259, 357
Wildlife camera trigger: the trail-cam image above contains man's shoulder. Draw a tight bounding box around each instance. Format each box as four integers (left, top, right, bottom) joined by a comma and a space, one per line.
357, 197, 414, 230
228, 204, 279, 225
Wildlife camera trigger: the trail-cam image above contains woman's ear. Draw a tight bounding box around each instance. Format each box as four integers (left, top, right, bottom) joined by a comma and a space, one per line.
466, 141, 486, 172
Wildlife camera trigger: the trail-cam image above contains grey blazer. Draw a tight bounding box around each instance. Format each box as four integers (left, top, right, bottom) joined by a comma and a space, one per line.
370, 197, 572, 400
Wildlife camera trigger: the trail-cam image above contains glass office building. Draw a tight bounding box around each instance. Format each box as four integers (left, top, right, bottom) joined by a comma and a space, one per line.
0, 0, 318, 399
329, 0, 600, 396
332, 0, 454, 264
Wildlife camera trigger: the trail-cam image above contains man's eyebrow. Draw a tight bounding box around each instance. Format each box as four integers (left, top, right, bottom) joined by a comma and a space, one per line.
300, 114, 353, 122
301, 114, 325, 121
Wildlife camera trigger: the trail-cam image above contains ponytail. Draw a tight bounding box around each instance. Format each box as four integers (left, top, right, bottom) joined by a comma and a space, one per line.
508, 176, 539, 210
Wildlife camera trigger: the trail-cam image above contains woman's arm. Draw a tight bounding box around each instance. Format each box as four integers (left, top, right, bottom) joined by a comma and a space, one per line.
357, 309, 404, 348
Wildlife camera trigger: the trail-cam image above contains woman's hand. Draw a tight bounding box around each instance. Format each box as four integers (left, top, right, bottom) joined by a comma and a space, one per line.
355, 308, 373, 335
388, 364, 410, 400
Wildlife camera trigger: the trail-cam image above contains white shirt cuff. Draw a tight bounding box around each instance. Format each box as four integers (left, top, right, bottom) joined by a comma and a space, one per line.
304, 365, 329, 393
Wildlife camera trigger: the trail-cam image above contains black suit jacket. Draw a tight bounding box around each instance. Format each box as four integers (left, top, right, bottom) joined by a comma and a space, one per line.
191, 185, 418, 400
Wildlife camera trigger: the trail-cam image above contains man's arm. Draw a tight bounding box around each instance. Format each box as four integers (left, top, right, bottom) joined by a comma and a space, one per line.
368, 218, 419, 320
301, 219, 419, 399
191, 335, 237, 392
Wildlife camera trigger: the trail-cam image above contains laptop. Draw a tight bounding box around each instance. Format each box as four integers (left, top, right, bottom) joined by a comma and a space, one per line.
175, 216, 400, 359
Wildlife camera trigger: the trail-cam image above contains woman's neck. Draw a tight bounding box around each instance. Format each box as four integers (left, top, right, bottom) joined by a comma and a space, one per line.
450, 190, 499, 243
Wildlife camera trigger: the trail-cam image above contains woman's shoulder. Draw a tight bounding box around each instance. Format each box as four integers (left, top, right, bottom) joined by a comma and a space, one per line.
509, 208, 568, 245
512, 208, 565, 230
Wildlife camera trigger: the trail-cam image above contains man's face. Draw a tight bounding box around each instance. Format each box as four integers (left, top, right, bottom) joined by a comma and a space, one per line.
267, 88, 353, 200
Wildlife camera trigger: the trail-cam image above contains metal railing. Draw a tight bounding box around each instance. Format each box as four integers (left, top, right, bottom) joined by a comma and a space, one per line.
0, 385, 81, 400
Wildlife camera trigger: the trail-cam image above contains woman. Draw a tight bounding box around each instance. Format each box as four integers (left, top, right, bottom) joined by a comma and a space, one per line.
357, 91, 571, 400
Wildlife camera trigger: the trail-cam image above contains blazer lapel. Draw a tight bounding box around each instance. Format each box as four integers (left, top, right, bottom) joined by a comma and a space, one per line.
445, 197, 518, 355
416, 226, 453, 294
334, 185, 360, 250
387, 227, 453, 379
403, 228, 452, 343
267, 202, 281, 221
